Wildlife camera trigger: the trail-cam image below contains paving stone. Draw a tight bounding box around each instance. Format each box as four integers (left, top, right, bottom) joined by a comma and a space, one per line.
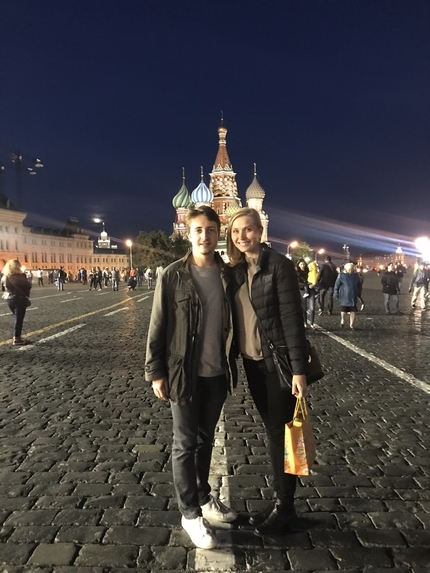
5, 509, 58, 526
75, 544, 138, 567
0, 542, 35, 565
355, 529, 407, 547
331, 547, 393, 568
53, 509, 101, 526
104, 525, 169, 545
287, 548, 337, 570
369, 511, 424, 530
150, 547, 186, 569
8, 526, 59, 543
28, 543, 78, 565
392, 547, 430, 567
55, 526, 106, 543
310, 530, 361, 548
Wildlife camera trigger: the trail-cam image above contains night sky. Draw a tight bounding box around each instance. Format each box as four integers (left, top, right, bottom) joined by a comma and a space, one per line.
2, 0, 429, 259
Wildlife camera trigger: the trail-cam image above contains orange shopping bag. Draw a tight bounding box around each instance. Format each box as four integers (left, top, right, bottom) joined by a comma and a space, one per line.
284, 397, 316, 476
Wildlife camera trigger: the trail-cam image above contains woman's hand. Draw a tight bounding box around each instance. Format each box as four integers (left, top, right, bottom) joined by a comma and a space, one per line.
152, 378, 169, 401
292, 374, 308, 398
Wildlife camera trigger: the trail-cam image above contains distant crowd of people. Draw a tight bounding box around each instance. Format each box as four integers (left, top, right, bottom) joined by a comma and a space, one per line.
294, 257, 417, 329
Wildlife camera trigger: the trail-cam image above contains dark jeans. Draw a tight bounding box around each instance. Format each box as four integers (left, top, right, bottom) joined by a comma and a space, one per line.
243, 358, 297, 504
7, 297, 27, 338
300, 288, 315, 325
319, 286, 334, 313
383, 293, 399, 313
170, 374, 227, 519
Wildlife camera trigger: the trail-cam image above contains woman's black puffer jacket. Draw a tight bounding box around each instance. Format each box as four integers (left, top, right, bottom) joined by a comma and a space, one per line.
232, 244, 308, 375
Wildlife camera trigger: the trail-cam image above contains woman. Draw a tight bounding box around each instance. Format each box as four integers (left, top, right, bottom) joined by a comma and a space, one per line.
333, 262, 362, 329
306, 260, 319, 328
227, 208, 309, 536
1, 259, 31, 346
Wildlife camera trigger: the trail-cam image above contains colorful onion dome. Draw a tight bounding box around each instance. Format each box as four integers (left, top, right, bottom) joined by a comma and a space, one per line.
225, 199, 241, 218
245, 163, 266, 200
172, 168, 191, 209
191, 167, 213, 204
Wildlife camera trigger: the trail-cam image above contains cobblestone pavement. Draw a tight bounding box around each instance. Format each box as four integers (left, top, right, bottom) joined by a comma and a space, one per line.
0, 273, 429, 572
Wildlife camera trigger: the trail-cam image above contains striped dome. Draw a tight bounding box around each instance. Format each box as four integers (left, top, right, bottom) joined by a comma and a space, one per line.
172, 181, 191, 209
191, 171, 213, 204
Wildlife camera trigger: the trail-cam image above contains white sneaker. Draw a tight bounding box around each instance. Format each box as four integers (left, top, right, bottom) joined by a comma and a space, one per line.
303, 292, 309, 298
201, 495, 238, 523
181, 516, 216, 549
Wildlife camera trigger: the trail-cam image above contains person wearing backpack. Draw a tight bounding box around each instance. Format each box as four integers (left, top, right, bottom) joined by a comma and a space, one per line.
317, 256, 338, 315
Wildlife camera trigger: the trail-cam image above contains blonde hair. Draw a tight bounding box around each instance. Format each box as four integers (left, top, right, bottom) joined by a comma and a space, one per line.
226, 207, 263, 266
2, 259, 23, 277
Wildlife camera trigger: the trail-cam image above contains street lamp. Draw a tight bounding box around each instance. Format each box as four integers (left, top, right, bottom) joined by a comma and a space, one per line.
315, 248, 325, 263
93, 217, 105, 232
286, 241, 298, 259
415, 236, 430, 262
343, 244, 350, 263
126, 240, 133, 268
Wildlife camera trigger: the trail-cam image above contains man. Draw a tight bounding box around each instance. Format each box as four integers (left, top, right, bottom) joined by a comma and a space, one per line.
36, 268, 44, 287
145, 206, 237, 549
381, 263, 400, 314
409, 262, 427, 310
317, 255, 338, 315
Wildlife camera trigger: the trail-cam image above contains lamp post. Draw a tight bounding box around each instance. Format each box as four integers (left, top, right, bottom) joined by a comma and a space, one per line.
126, 240, 133, 269
286, 240, 298, 259
0, 151, 44, 209
343, 244, 350, 263
415, 237, 430, 263
315, 248, 325, 263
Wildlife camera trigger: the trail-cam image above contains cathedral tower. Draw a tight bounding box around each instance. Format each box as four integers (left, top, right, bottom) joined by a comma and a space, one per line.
209, 119, 241, 237
245, 163, 269, 243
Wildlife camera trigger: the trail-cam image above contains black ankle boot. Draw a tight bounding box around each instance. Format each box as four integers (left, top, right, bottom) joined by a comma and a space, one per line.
249, 500, 276, 526
254, 502, 296, 536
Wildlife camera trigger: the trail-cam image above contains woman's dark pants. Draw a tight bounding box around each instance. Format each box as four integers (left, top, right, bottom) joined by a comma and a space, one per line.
243, 358, 297, 504
7, 298, 27, 338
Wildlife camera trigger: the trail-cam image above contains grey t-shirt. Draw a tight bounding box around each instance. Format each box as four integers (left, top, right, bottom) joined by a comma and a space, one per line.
189, 263, 225, 377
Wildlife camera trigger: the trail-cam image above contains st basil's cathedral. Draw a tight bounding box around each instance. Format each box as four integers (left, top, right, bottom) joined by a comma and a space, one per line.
171, 121, 269, 251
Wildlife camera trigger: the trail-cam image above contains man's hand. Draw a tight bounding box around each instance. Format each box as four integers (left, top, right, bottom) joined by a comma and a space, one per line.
152, 378, 169, 401
292, 374, 307, 398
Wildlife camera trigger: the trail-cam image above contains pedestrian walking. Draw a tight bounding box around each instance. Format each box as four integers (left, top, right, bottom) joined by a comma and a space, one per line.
127, 267, 137, 291
226, 207, 308, 536
317, 255, 338, 315
111, 267, 120, 291
333, 262, 362, 329
306, 260, 319, 328
57, 267, 66, 290
88, 268, 97, 290
409, 262, 427, 310
381, 263, 400, 314
1, 259, 32, 346
36, 268, 44, 287
145, 206, 238, 550
145, 267, 153, 289
355, 266, 365, 311
95, 267, 103, 290
296, 260, 312, 327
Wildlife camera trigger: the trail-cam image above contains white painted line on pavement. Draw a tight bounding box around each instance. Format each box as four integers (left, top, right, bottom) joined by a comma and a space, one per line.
60, 298, 83, 303
0, 307, 38, 317
105, 307, 129, 316
136, 296, 150, 302
194, 413, 235, 569
31, 291, 73, 301
96, 291, 110, 295
17, 324, 86, 350
316, 325, 430, 395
